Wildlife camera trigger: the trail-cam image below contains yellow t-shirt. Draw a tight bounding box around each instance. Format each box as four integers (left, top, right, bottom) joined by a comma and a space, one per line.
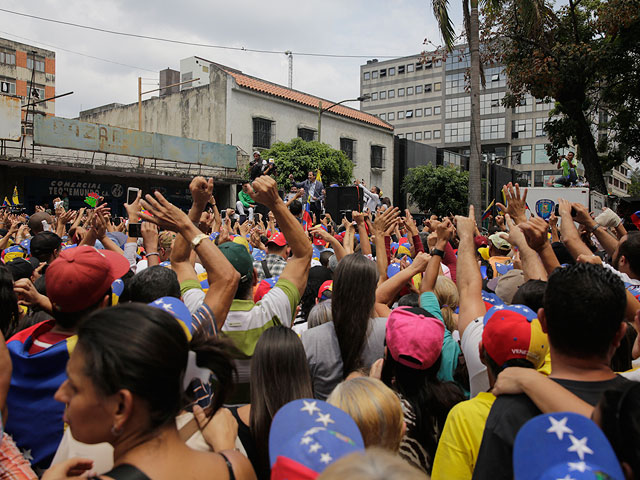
431, 392, 496, 480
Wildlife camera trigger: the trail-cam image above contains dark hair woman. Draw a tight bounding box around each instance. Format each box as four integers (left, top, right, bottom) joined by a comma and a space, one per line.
227, 326, 313, 480
0, 264, 19, 337
301, 253, 385, 400
47, 303, 255, 480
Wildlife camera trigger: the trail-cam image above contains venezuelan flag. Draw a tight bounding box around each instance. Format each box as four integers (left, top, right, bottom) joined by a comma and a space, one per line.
482, 199, 495, 221
12, 186, 19, 205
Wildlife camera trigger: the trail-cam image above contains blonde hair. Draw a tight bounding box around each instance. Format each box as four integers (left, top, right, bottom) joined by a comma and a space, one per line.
317, 448, 426, 480
434, 275, 459, 332
327, 377, 404, 452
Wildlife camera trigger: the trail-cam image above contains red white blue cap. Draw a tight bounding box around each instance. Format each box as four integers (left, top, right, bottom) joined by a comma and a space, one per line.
269, 399, 364, 480
514, 412, 624, 480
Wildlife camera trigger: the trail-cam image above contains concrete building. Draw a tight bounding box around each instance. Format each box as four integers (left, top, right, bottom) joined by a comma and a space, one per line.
359, 48, 585, 192
81, 57, 395, 198
0, 38, 55, 119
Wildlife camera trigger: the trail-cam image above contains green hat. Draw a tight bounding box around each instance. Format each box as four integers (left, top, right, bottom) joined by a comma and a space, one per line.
488, 233, 511, 251
219, 241, 254, 282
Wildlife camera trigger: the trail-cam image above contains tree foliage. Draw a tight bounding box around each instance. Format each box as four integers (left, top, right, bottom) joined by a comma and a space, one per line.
403, 165, 469, 216
628, 168, 640, 197
484, 0, 640, 194
259, 138, 353, 188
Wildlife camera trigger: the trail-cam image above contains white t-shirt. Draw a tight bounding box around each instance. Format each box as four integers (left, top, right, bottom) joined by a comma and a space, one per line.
460, 317, 490, 398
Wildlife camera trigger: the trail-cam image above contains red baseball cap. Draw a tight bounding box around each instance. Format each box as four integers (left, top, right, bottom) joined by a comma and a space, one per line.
317, 280, 333, 300
386, 306, 445, 370
267, 232, 287, 247
482, 305, 549, 369
474, 235, 489, 249
46, 246, 131, 313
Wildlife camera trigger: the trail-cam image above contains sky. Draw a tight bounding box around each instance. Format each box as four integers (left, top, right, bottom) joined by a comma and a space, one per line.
0, 0, 463, 119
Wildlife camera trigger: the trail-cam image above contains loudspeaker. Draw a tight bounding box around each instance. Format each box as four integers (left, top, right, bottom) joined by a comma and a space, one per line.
325, 186, 364, 220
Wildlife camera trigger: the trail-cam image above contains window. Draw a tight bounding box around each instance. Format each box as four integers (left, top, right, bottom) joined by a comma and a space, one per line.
380, 68, 387, 78
0, 78, 16, 95
485, 67, 506, 88
298, 127, 316, 142
407, 63, 414, 73
536, 98, 554, 111
434, 59, 442, 68
446, 97, 471, 119
398, 65, 405, 74
415, 131, 423, 140
27, 85, 46, 102
434, 82, 441, 91
407, 86, 414, 95
445, 121, 471, 143
398, 88, 405, 97
515, 94, 534, 113
371, 71, 379, 79
535, 118, 547, 137
433, 106, 441, 115
379, 113, 386, 120
512, 119, 533, 139
425, 84, 432, 93
398, 111, 405, 119
388, 89, 395, 98
446, 73, 465, 94
406, 110, 413, 118
340, 138, 356, 160
27, 56, 45, 72
363, 72, 370, 81
416, 85, 423, 94
388, 112, 395, 121
406, 132, 413, 140
415, 108, 422, 117
480, 118, 505, 140
389, 67, 396, 76
398, 133, 404, 139
416, 62, 423, 71
512, 145, 532, 165
253, 117, 274, 148
534, 144, 550, 163
371, 145, 385, 169
424, 130, 432, 140
425, 60, 433, 69
379, 90, 386, 100
445, 48, 470, 71
424, 107, 432, 116
371, 92, 378, 101
433, 129, 441, 139
534, 169, 560, 187
480, 92, 505, 115
0, 50, 16, 65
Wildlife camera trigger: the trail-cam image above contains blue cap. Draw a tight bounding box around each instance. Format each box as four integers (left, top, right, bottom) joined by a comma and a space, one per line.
514, 412, 624, 480
20, 238, 31, 255
269, 399, 364, 477
148, 296, 194, 338
111, 278, 125, 305
387, 262, 402, 278
252, 249, 266, 262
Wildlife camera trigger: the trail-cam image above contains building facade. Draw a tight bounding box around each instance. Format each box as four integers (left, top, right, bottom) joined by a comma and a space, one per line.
81, 57, 395, 199
0, 38, 55, 119
359, 48, 628, 194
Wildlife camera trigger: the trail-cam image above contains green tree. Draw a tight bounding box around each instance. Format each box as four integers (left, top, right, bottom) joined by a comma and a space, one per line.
259, 138, 353, 188
628, 168, 640, 197
485, 0, 640, 194
403, 165, 469, 216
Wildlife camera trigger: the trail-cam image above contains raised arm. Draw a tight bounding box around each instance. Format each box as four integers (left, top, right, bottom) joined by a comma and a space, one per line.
557, 198, 592, 259
496, 182, 528, 225
455, 206, 486, 337
375, 253, 430, 317
353, 211, 371, 256
421, 220, 453, 293
309, 225, 347, 261
571, 202, 619, 258
501, 215, 547, 281
519, 216, 562, 275
248, 176, 312, 296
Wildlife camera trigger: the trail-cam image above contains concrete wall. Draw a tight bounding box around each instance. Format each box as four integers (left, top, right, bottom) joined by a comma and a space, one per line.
80, 71, 228, 144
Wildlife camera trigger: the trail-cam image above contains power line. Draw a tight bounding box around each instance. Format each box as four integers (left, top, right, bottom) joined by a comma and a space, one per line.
0, 30, 158, 72
0, 7, 403, 59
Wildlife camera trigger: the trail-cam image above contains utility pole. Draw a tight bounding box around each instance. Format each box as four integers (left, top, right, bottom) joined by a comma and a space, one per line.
284, 51, 293, 89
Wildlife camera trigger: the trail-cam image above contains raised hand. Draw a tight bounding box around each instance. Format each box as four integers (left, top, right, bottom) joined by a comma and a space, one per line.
247, 176, 280, 208
496, 182, 528, 225
455, 205, 476, 240
140, 191, 190, 232
189, 176, 214, 209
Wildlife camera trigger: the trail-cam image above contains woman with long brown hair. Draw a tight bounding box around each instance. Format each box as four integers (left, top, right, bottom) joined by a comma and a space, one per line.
301, 253, 385, 400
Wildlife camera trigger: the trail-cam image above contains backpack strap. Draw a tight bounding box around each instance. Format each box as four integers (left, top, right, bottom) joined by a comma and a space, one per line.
100, 464, 151, 480
261, 259, 272, 279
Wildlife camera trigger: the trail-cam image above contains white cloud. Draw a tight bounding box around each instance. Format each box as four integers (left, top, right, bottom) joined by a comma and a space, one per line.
2, 0, 463, 118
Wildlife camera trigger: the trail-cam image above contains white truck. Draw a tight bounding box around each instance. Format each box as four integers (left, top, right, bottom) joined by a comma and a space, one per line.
524, 187, 607, 220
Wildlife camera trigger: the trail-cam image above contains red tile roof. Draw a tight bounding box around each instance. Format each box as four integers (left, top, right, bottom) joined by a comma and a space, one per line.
223, 69, 393, 131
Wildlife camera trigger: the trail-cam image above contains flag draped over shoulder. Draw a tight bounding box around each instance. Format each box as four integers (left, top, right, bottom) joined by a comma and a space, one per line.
5, 320, 76, 468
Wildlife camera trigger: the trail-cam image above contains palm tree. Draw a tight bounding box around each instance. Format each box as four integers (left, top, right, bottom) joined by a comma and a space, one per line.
431, 0, 483, 220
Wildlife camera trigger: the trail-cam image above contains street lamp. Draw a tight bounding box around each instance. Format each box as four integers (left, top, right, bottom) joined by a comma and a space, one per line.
317, 94, 371, 142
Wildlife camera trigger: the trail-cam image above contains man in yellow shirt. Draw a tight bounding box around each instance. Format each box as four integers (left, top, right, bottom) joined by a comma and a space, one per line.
431, 304, 549, 480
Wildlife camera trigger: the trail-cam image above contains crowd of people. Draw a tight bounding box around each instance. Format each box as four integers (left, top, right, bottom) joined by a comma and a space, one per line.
0, 173, 639, 480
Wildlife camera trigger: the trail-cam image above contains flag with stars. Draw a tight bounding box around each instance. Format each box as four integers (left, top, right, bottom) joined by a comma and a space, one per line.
269, 399, 364, 480
514, 412, 624, 480
482, 290, 505, 311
